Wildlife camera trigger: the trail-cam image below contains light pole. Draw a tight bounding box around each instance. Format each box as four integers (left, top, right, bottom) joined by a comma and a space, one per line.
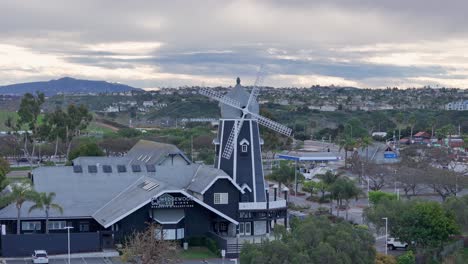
382, 217, 388, 255
367, 177, 370, 206
64, 226, 74, 264
294, 159, 298, 197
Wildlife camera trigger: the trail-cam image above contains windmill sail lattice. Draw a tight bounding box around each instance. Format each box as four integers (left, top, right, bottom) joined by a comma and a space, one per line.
199, 76, 292, 160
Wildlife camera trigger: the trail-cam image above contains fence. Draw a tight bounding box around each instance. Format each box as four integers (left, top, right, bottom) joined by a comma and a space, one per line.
1, 232, 101, 257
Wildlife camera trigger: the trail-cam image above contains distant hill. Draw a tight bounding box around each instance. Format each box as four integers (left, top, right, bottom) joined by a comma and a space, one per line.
0, 77, 142, 96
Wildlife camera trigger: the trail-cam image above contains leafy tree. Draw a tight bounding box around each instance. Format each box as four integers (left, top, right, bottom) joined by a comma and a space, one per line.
0, 157, 10, 189
269, 161, 303, 192
28, 192, 63, 234
64, 104, 93, 159
240, 216, 376, 264
368, 191, 397, 205
338, 136, 357, 168
39, 108, 67, 158
17, 92, 45, 168
121, 222, 180, 263
364, 199, 459, 249
302, 181, 316, 196
443, 195, 468, 234
68, 142, 105, 161
329, 177, 361, 219
0, 181, 37, 234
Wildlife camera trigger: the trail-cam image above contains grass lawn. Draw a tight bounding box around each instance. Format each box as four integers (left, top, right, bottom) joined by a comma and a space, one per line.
180, 247, 218, 260
10, 166, 36, 171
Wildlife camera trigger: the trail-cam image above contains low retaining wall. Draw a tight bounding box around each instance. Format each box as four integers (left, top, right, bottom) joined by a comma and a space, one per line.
1, 232, 101, 257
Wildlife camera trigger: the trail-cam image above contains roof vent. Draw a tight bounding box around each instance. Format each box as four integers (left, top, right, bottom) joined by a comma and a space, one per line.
117, 165, 126, 173
102, 165, 112, 173
73, 165, 83, 173
132, 164, 141, 172
88, 165, 98, 173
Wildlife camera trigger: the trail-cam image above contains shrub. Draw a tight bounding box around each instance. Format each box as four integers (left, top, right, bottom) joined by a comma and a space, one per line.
397, 251, 415, 264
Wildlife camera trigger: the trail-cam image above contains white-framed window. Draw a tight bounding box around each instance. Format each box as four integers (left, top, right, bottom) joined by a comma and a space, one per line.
47, 221, 66, 230
21, 221, 41, 231
241, 144, 248, 152
214, 193, 228, 204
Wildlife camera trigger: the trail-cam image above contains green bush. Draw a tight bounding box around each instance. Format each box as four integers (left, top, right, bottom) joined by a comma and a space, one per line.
186, 237, 219, 256
397, 250, 415, 264
368, 191, 397, 205
205, 238, 219, 255
42, 161, 56, 166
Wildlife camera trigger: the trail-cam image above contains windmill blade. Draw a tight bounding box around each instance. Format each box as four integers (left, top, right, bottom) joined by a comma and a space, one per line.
199, 87, 242, 110
250, 112, 293, 137
221, 118, 244, 159
246, 66, 265, 107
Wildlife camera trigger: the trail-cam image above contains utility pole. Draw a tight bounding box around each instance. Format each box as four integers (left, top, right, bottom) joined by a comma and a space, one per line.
64, 226, 74, 264
382, 217, 388, 255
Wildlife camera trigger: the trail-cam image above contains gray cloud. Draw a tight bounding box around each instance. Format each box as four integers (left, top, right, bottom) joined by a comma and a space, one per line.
0, 0, 467, 88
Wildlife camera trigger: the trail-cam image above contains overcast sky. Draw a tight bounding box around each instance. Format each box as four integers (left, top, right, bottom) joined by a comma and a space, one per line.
1, 0, 468, 89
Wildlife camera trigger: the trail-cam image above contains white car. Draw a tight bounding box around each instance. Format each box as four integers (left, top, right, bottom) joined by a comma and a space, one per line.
32, 250, 49, 264
387, 238, 408, 250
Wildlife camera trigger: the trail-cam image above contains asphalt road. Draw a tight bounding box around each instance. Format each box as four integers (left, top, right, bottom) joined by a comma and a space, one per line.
6, 257, 123, 264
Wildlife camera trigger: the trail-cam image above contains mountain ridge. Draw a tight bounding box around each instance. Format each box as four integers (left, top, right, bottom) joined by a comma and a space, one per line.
0, 77, 142, 96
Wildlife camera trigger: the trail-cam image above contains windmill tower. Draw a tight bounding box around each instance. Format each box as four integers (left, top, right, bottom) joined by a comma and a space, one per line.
200, 76, 292, 203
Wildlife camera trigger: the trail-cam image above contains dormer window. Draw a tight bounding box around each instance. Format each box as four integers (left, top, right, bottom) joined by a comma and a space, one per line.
239, 138, 250, 153
242, 145, 248, 152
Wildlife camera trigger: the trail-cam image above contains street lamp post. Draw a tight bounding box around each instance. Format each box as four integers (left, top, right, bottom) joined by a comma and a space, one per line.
382, 217, 388, 255
64, 226, 74, 264
367, 177, 370, 206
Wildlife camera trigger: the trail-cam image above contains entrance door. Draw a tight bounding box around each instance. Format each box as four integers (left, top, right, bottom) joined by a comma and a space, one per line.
239, 222, 251, 236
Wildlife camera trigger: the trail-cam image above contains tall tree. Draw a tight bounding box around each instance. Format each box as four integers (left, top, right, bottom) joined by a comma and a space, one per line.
407, 114, 417, 143
364, 199, 459, 250
338, 136, 357, 168
17, 92, 45, 168
64, 104, 93, 159
28, 192, 63, 234
329, 177, 361, 219
121, 223, 180, 263
241, 216, 376, 264
0, 181, 37, 234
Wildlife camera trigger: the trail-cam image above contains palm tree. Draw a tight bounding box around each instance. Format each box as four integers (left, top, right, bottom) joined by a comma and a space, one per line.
0, 181, 37, 234
29, 192, 63, 234
408, 114, 417, 143
359, 136, 373, 161
338, 136, 357, 168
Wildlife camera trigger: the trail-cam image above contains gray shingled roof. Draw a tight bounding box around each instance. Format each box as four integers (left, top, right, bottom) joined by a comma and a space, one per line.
0, 140, 238, 227
126, 140, 191, 165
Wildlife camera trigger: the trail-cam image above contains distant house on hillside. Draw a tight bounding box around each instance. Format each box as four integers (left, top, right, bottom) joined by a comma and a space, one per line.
445, 100, 468, 110
413, 131, 431, 144
143, 101, 154, 107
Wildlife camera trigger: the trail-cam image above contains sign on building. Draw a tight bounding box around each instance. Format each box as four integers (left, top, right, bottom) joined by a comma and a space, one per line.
151, 193, 194, 208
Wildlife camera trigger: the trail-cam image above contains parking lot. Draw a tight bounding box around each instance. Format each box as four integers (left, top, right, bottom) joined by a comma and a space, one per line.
6, 257, 123, 264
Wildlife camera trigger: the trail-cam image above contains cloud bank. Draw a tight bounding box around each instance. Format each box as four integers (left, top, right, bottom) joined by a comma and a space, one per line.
1, 0, 468, 88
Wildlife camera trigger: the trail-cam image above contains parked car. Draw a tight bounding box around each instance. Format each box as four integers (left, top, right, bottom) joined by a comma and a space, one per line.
387, 238, 408, 250
32, 250, 48, 264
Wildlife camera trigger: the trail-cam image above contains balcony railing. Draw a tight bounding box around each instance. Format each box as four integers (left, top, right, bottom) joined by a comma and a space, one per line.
239, 199, 286, 210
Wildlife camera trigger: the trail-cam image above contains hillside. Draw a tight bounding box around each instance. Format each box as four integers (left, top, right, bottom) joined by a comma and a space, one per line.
0, 77, 142, 96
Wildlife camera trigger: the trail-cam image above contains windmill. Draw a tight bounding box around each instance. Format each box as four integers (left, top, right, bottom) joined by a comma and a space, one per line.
199, 72, 292, 202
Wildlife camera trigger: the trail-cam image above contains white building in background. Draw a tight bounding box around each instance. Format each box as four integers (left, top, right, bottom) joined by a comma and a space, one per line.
104, 105, 119, 113
445, 100, 468, 111
143, 101, 154, 107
